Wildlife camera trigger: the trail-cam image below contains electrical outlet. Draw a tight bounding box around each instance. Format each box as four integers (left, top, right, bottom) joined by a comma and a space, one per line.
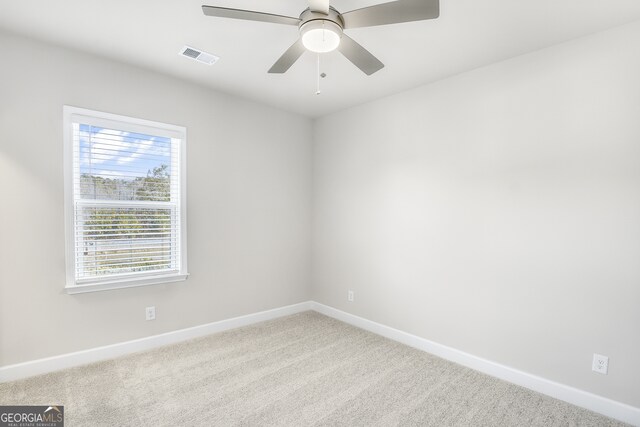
592, 353, 608, 374
145, 306, 156, 321
348, 290, 354, 302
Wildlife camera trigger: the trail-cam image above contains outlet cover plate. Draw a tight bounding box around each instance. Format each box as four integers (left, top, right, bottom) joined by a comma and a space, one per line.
592, 353, 608, 374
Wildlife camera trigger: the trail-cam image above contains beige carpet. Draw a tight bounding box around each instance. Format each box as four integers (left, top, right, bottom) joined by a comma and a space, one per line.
0, 311, 627, 426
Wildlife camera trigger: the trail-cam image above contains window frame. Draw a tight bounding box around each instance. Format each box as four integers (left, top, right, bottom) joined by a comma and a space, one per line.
63, 106, 188, 294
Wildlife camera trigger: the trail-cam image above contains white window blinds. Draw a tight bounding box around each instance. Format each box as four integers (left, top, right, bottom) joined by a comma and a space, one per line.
64, 107, 187, 293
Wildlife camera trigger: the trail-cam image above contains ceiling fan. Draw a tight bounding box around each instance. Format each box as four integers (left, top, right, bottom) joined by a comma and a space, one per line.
201, 0, 439, 75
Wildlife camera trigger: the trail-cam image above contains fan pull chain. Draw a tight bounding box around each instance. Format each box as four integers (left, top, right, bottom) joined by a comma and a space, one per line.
316, 53, 321, 95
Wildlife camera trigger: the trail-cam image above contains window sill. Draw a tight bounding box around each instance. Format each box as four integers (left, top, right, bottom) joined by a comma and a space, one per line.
65, 273, 189, 294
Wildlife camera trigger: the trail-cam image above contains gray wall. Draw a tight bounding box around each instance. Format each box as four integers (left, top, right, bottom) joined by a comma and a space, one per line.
312, 21, 640, 407
0, 32, 312, 366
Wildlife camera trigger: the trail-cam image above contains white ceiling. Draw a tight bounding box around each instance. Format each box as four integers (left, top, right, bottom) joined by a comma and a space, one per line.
1, 0, 640, 117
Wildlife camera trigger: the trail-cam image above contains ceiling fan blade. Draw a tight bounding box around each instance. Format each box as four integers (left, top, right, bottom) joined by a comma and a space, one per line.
202, 5, 301, 26
268, 39, 306, 73
337, 34, 384, 75
308, 0, 330, 15
341, 0, 439, 29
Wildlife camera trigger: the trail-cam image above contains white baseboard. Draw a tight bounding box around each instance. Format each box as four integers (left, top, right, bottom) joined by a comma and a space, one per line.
1, 300, 637, 426
0, 301, 312, 383
311, 302, 640, 427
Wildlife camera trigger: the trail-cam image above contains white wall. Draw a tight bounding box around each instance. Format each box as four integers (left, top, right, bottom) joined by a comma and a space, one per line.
0, 32, 312, 366
313, 21, 640, 407
1, 17, 639, 411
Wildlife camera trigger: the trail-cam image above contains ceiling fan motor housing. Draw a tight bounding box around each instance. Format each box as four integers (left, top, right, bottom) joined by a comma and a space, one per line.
299, 7, 345, 29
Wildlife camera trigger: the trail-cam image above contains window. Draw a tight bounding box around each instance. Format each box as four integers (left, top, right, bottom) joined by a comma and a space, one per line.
64, 106, 187, 293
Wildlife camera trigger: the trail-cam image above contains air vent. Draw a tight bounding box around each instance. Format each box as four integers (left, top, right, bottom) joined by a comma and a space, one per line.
179, 45, 219, 65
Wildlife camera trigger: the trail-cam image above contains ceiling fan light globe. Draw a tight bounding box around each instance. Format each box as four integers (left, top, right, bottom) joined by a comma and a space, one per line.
300, 20, 342, 53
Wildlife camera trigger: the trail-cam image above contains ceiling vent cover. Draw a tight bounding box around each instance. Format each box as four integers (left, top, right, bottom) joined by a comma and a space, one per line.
179, 46, 219, 65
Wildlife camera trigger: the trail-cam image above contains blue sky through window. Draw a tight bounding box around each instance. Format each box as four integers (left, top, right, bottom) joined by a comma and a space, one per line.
79, 124, 172, 179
